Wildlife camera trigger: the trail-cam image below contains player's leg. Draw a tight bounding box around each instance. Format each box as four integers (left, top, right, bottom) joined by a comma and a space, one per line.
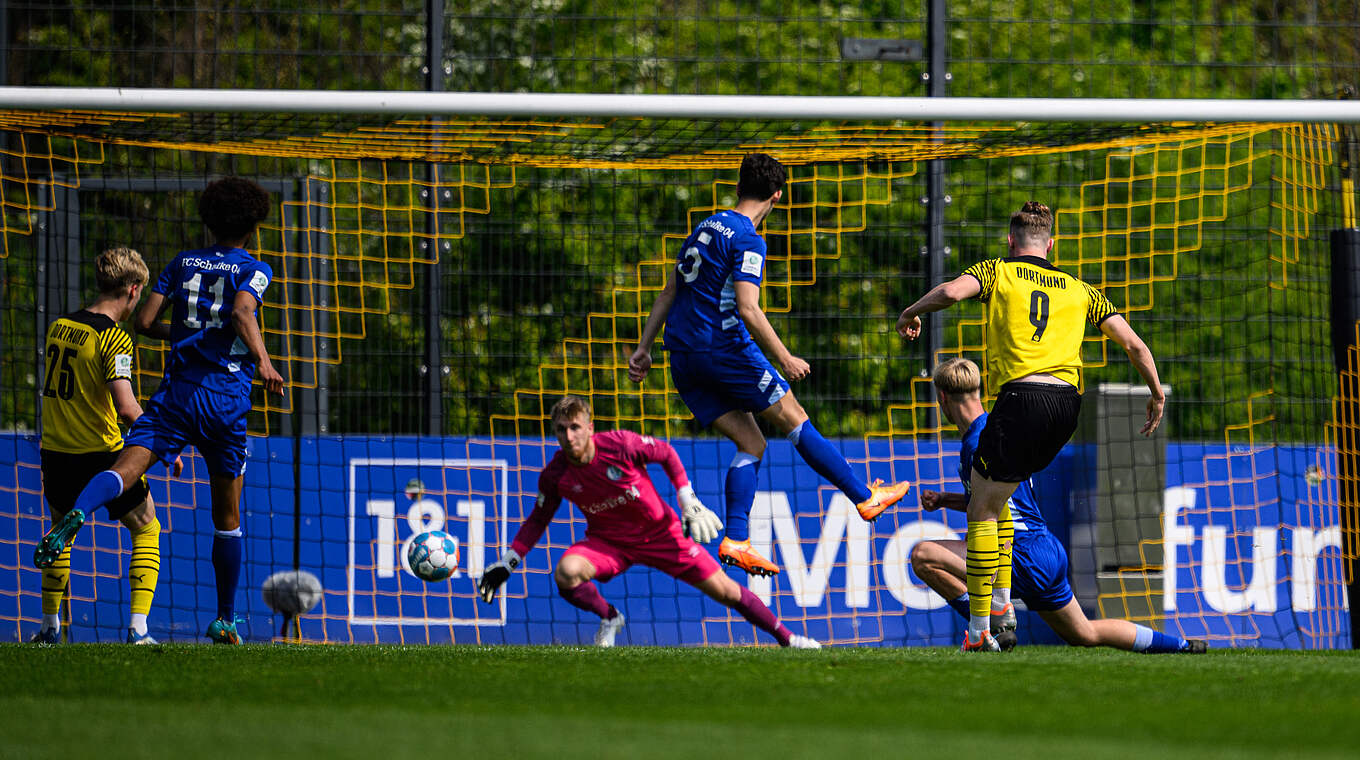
709, 410, 781, 577
1036, 599, 1204, 653
909, 538, 972, 619
690, 569, 808, 647
34, 445, 159, 568
992, 501, 1016, 630
556, 541, 627, 646
115, 489, 160, 644
961, 470, 1014, 651
758, 391, 910, 522
205, 472, 245, 644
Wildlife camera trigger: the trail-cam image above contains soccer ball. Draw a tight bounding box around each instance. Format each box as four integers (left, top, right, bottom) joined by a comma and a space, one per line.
407, 530, 459, 582
261, 569, 323, 616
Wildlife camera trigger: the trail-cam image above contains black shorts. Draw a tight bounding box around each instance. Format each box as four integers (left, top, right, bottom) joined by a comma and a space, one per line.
40, 448, 150, 521
974, 382, 1082, 483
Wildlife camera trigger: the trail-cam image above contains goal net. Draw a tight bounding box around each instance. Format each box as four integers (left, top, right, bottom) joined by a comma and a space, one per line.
0, 92, 1353, 647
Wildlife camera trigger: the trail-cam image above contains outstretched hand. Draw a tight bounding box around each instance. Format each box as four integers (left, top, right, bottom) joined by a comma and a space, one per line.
1142, 395, 1165, 436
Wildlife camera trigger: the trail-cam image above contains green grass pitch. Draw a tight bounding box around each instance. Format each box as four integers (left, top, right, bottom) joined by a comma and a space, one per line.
2, 644, 1358, 759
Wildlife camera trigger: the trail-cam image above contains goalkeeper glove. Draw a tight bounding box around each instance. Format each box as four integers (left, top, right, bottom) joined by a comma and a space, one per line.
478, 548, 522, 603
678, 485, 723, 544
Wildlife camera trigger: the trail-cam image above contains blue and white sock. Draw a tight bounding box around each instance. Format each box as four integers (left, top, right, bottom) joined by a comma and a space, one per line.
71, 470, 124, 517
788, 420, 872, 503
1132, 623, 1189, 653
724, 452, 761, 542
212, 527, 244, 621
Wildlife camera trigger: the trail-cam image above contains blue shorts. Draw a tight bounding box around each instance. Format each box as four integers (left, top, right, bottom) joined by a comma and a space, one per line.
668, 344, 791, 427
124, 381, 252, 478
1011, 529, 1074, 611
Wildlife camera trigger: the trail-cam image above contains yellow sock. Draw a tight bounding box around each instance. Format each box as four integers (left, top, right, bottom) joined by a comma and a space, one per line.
41, 545, 72, 616
128, 517, 161, 619
994, 503, 1013, 607
966, 519, 999, 621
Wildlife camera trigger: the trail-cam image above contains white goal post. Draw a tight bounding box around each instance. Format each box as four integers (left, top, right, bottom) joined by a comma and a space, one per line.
0, 86, 1359, 123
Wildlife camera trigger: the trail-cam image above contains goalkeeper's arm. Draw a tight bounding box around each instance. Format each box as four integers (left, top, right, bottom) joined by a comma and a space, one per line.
478, 548, 523, 603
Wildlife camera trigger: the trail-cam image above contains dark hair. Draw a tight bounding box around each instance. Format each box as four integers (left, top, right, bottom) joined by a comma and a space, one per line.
1009, 201, 1054, 249
736, 153, 786, 201
200, 176, 271, 242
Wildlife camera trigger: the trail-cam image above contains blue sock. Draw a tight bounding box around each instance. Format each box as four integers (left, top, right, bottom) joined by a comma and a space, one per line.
788, 421, 872, 503
724, 453, 760, 542
1132, 624, 1188, 653
71, 470, 124, 517
212, 528, 244, 620
947, 593, 971, 620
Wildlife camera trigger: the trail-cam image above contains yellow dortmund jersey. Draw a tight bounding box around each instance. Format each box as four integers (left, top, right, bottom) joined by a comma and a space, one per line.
963, 255, 1117, 391
40, 310, 136, 454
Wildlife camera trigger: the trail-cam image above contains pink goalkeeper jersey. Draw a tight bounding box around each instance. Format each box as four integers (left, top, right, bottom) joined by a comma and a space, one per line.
511, 429, 689, 554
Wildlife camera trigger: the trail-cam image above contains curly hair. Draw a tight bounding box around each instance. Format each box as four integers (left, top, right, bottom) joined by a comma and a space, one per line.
1009, 200, 1054, 250
736, 153, 786, 201
199, 176, 271, 242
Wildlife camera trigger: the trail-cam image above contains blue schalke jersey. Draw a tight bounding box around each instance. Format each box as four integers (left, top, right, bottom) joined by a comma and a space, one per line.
663, 210, 767, 352
151, 245, 272, 397
959, 413, 1048, 534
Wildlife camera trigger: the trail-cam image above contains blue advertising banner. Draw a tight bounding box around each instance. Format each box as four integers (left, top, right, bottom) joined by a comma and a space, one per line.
0, 434, 1347, 648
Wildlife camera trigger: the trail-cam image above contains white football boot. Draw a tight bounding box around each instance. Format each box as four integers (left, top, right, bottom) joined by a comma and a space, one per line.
594, 613, 625, 647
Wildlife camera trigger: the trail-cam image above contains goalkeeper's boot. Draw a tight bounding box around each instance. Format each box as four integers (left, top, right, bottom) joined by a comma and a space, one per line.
719, 537, 780, 577
594, 613, 625, 647
34, 509, 86, 569
855, 480, 911, 522
1184, 639, 1209, 654
126, 628, 159, 645
960, 629, 1002, 653
206, 617, 243, 645
786, 634, 822, 650
28, 628, 60, 645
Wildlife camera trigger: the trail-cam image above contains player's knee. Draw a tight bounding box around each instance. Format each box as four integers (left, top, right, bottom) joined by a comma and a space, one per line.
1061, 624, 1101, 647
120, 498, 155, 531
554, 556, 591, 589
910, 541, 944, 576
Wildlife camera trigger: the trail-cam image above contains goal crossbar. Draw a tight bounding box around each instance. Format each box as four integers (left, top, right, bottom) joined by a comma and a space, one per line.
2, 87, 1360, 123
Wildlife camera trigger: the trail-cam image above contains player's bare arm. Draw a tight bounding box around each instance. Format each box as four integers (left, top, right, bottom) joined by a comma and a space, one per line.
734, 279, 809, 381
896, 275, 982, 340
132, 291, 172, 341
628, 273, 678, 382
920, 489, 968, 512
1098, 314, 1165, 435
230, 288, 284, 396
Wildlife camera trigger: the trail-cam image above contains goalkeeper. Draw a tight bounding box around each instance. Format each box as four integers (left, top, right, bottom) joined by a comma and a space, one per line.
913, 358, 1206, 654
478, 395, 820, 649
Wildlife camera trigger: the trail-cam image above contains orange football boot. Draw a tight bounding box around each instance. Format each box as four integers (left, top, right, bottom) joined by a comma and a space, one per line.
718, 537, 781, 577
855, 479, 911, 522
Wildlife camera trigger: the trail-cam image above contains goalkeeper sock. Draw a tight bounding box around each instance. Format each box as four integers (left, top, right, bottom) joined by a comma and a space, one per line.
946, 592, 970, 620
730, 586, 791, 646
128, 517, 160, 635
993, 504, 1013, 609
211, 527, 243, 620
788, 420, 871, 504
71, 470, 124, 518
41, 544, 72, 619
966, 519, 999, 638
559, 581, 614, 619
723, 452, 761, 542
1132, 624, 1189, 653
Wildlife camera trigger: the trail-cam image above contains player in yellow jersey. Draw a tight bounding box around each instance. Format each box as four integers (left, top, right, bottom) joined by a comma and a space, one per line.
895, 202, 1164, 652
31, 247, 182, 644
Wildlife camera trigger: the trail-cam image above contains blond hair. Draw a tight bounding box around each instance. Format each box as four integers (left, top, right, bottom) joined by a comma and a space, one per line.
1009, 200, 1054, 250
550, 395, 593, 423
932, 357, 982, 396
94, 247, 149, 294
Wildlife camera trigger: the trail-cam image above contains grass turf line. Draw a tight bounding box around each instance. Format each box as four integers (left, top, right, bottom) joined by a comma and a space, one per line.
2, 644, 1357, 759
